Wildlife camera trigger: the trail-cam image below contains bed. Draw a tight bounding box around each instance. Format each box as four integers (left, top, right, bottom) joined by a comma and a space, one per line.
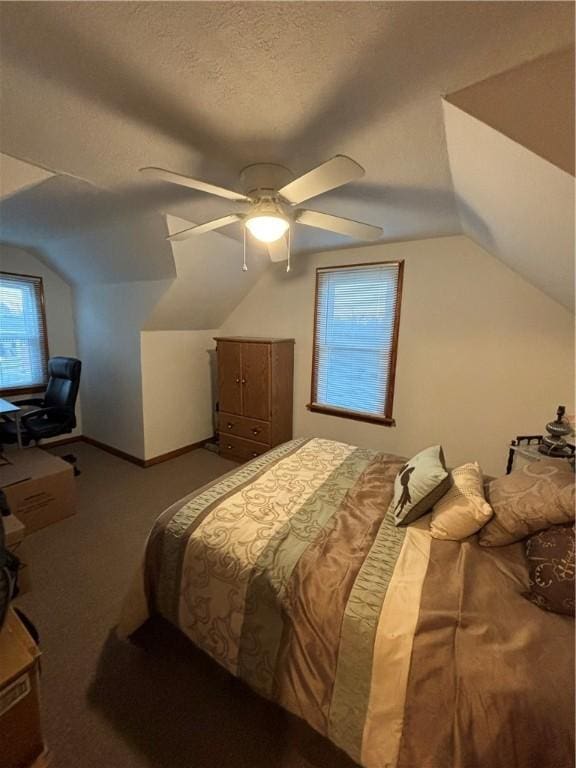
119, 437, 575, 768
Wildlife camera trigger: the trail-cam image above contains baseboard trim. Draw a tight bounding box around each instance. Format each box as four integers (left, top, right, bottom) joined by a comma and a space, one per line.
142, 439, 211, 467
81, 436, 146, 467
39, 435, 83, 450
49, 435, 214, 468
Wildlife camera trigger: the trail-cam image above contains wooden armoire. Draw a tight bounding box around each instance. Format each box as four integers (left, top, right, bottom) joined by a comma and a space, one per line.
214, 337, 294, 463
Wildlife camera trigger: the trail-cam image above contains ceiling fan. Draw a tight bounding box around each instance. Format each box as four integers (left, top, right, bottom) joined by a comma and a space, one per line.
140, 156, 382, 266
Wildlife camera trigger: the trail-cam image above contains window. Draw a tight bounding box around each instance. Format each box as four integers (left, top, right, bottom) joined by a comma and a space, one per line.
0, 272, 49, 395
309, 261, 404, 425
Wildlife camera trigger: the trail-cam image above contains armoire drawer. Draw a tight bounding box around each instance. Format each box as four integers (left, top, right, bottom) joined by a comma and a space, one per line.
218, 412, 271, 445
219, 434, 269, 463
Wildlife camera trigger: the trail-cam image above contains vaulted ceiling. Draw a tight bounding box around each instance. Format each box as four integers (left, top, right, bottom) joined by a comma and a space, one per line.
443, 46, 575, 310
1, 1, 573, 256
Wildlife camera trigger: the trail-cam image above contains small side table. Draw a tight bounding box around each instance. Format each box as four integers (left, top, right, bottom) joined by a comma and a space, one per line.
507, 434, 575, 474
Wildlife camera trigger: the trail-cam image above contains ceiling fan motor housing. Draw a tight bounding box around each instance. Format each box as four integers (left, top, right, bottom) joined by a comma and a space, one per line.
239, 163, 294, 199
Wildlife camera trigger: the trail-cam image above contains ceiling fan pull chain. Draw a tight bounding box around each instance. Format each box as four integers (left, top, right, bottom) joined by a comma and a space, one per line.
286, 225, 291, 273
242, 226, 248, 272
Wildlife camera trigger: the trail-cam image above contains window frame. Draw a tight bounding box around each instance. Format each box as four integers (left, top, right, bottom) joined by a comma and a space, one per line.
0, 271, 50, 397
307, 259, 404, 427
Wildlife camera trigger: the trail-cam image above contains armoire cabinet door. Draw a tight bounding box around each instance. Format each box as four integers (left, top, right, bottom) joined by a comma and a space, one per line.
218, 341, 242, 415
241, 343, 270, 421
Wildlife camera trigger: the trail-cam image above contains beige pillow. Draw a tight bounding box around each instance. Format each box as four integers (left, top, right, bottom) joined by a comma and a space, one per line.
479, 459, 575, 547
430, 462, 493, 540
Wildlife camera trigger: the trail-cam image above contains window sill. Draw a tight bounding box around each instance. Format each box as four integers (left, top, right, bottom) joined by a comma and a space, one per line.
0, 385, 46, 398
307, 403, 396, 427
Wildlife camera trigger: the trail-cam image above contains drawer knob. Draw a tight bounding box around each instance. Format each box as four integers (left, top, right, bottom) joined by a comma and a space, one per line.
235, 377, 240, 384
227, 423, 233, 430
227, 444, 233, 450
242, 378, 247, 384
252, 452, 258, 457
252, 428, 260, 435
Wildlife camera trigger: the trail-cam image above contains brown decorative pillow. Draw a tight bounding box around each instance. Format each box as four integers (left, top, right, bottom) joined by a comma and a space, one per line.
430, 462, 493, 540
479, 459, 575, 547
525, 525, 575, 616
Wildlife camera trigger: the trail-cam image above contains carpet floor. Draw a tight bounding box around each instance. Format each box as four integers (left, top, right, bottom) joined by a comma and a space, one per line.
15, 442, 358, 768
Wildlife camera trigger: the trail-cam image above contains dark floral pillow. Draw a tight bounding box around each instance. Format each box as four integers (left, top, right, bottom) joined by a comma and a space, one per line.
525, 524, 575, 617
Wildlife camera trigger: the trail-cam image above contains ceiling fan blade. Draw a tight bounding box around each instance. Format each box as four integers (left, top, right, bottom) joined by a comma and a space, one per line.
140, 167, 250, 202
278, 155, 365, 205
167, 214, 243, 241
266, 236, 289, 263
296, 209, 382, 241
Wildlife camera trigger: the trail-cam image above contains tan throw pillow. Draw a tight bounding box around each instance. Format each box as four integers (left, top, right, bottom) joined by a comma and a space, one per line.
479, 459, 575, 547
430, 462, 493, 540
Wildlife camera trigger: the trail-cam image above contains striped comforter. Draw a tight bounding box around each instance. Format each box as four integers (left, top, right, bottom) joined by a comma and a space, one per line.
119, 438, 574, 768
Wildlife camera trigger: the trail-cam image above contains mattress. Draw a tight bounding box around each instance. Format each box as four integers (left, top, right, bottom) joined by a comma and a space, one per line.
119, 437, 574, 768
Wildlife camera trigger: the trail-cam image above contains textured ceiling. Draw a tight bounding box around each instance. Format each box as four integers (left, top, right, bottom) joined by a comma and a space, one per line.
0, 1, 573, 253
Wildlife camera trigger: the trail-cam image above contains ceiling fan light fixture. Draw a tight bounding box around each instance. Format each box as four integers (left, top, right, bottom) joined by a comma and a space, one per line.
245, 214, 289, 243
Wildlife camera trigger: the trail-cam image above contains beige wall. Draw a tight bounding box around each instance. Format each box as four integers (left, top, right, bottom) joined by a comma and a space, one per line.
74, 281, 168, 459
0, 244, 82, 438
220, 235, 574, 477
141, 330, 217, 460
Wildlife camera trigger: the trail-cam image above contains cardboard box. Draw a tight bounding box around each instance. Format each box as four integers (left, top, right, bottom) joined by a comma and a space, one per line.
3, 513, 24, 549
0, 609, 45, 768
3, 514, 31, 596
0, 449, 75, 534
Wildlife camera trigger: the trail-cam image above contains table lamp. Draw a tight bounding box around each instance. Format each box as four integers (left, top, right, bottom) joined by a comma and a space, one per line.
538, 405, 573, 457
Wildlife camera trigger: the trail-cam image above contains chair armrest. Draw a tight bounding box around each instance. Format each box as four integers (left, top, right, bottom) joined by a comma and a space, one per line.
21, 407, 74, 429
11, 398, 45, 407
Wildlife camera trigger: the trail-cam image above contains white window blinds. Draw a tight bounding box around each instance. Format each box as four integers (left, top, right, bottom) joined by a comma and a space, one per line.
0, 273, 49, 393
311, 261, 403, 422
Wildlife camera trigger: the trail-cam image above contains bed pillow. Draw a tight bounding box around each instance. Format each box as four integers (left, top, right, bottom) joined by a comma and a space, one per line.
430, 462, 493, 540
525, 524, 575, 617
479, 459, 575, 547
393, 445, 451, 526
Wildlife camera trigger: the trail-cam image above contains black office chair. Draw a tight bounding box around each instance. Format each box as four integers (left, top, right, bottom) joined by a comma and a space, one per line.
0, 357, 82, 446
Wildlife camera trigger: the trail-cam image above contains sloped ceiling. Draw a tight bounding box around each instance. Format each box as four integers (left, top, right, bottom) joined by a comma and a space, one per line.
445, 47, 574, 176
444, 102, 574, 310
443, 47, 575, 311
144, 215, 269, 330
0, 153, 54, 200
0, 1, 573, 256
0, 156, 271, 328
0, 172, 176, 284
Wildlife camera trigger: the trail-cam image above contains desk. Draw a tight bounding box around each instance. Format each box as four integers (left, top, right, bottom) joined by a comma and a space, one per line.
0, 399, 22, 449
